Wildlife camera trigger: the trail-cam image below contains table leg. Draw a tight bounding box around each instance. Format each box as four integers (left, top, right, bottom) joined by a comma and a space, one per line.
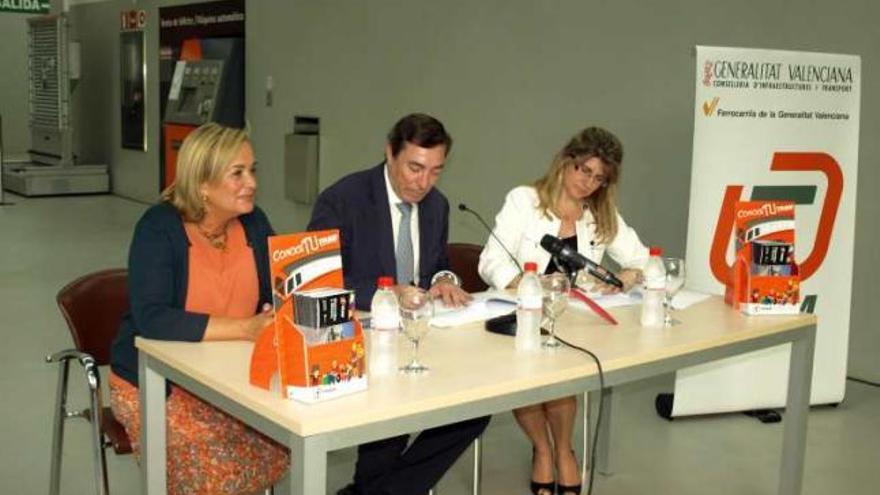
139, 354, 167, 495
472, 435, 483, 495
289, 434, 327, 495
587, 387, 614, 475
778, 327, 815, 495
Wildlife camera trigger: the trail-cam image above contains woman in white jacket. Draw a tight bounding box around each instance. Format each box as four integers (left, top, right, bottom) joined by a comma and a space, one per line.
478, 126, 648, 495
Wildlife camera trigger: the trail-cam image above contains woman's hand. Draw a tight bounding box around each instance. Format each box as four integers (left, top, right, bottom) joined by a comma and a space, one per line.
617, 269, 643, 292
589, 269, 642, 294
505, 273, 523, 290
242, 303, 275, 341
204, 303, 275, 342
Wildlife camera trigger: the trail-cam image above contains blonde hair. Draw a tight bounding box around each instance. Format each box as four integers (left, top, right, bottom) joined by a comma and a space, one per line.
160, 122, 250, 222
532, 127, 623, 243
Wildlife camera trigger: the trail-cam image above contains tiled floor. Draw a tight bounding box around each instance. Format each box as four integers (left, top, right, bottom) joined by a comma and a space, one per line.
1, 192, 877, 494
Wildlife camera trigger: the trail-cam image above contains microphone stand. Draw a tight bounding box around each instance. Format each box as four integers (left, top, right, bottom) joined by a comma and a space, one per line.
550, 255, 579, 288
557, 260, 618, 326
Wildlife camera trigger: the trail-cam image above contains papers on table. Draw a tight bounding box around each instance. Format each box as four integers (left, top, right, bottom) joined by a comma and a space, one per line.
427, 288, 713, 328
569, 287, 713, 312
569, 290, 641, 310
431, 291, 517, 328
670, 289, 712, 310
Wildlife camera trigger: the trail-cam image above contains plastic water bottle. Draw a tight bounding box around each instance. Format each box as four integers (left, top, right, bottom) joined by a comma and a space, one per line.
640, 247, 666, 328
516, 262, 543, 350
369, 276, 399, 375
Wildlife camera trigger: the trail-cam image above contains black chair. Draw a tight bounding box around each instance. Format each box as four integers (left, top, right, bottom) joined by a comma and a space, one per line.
48, 269, 131, 495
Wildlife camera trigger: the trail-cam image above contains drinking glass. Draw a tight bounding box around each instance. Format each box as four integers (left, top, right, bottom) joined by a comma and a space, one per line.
541, 273, 571, 348
398, 287, 434, 373
663, 257, 686, 326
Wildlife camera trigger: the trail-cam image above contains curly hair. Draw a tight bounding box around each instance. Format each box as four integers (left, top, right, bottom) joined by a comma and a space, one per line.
532, 127, 623, 242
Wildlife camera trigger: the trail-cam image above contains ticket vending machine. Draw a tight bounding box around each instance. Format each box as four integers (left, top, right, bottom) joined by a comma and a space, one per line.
163, 59, 224, 186
161, 38, 243, 188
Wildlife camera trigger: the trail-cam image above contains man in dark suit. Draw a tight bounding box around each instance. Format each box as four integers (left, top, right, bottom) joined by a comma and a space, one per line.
308, 113, 472, 310
308, 113, 488, 495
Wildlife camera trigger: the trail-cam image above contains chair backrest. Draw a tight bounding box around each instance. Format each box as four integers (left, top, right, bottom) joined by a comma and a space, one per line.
56, 269, 129, 366
446, 242, 489, 293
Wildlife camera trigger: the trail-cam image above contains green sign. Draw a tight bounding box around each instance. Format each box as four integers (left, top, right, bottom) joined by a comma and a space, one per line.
0, 0, 50, 14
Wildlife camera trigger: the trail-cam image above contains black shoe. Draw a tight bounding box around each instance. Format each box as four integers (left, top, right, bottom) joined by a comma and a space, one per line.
557, 483, 582, 495
337, 484, 360, 495
530, 448, 556, 495
530, 480, 556, 495
557, 450, 582, 495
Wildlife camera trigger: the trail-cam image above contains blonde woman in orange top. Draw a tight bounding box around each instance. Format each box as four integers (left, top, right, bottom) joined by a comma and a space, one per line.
109, 123, 287, 494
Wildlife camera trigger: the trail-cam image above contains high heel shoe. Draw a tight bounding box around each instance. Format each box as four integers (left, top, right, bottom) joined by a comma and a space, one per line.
530, 480, 556, 495
530, 449, 556, 495
556, 482, 582, 495
556, 450, 582, 495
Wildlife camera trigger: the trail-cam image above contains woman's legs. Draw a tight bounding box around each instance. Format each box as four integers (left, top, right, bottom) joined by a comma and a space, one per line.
513, 404, 554, 492
544, 395, 580, 489
109, 372, 288, 495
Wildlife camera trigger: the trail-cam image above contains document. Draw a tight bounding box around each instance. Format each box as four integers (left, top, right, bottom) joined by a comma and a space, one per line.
431, 291, 517, 328
670, 289, 712, 310
569, 290, 641, 311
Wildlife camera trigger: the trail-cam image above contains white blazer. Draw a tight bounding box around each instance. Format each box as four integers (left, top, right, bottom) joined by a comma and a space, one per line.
478, 186, 649, 290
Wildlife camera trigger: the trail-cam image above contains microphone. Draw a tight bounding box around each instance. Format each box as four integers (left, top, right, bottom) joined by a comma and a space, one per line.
459, 203, 527, 338
458, 203, 523, 276
539, 234, 624, 289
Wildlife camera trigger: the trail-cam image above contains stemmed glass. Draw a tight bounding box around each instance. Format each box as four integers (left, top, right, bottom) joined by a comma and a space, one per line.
662, 257, 686, 326
398, 287, 434, 373
541, 273, 571, 348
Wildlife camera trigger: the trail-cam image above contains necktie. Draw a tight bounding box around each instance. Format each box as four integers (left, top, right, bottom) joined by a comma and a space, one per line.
396, 202, 414, 285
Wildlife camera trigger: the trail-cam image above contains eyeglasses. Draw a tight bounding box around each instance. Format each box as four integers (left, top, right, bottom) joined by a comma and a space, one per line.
572, 161, 608, 186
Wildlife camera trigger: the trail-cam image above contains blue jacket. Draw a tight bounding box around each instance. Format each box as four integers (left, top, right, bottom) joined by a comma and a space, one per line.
307, 163, 451, 310
110, 202, 275, 387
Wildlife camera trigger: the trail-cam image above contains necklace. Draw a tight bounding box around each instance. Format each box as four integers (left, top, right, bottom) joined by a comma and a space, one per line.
196, 221, 230, 250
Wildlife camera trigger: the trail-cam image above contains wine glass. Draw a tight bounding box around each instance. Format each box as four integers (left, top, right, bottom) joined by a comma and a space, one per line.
541, 273, 571, 348
398, 287, 434, 373
662, 257, 686, 326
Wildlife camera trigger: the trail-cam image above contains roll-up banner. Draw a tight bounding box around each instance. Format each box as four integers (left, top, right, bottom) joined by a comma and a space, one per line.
676, 46, 860, 416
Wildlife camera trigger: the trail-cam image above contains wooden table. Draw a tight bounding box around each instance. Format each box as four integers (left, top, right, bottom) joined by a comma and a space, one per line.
137, 297, 815, 495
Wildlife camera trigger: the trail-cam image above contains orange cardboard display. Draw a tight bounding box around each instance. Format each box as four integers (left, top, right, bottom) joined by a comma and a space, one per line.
249, 229, 367, 403
725, 201, 800, 315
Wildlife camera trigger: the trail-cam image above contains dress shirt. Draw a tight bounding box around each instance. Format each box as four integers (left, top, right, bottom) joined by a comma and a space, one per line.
384, 165, 420, 285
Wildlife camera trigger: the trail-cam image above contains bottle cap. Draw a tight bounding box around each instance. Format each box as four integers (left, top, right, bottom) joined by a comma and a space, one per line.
649, 247, 662, 256
524, 262, 538, 272
377, 276, 394, 288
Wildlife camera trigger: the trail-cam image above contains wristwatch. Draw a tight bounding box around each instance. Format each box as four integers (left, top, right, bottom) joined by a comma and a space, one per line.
430, 270, 462, 288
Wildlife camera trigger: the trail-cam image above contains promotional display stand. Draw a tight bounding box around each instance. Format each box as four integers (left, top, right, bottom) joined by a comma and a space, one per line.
250, 229, 367, 403
727, 200, 799, 315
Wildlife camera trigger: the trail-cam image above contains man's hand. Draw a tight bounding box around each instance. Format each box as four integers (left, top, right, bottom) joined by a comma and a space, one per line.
429, 280, 473, 307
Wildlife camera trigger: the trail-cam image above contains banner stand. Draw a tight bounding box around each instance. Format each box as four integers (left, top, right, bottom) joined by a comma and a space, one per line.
674, 46, 860, 417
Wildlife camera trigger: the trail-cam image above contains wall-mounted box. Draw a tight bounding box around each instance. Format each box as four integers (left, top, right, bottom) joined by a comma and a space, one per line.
285, 116, 320, 204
